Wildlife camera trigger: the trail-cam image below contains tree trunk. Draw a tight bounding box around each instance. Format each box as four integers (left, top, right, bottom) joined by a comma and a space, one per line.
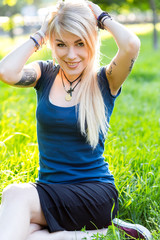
9, 17, 14, 39
149, 0, 158, 49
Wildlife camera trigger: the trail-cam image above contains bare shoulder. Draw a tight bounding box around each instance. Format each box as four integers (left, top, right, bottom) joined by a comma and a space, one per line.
14, 61, 41, 88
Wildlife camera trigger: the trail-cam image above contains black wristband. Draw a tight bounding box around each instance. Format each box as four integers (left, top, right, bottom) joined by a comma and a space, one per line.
30, 36, 40, 51
97, 11, 112, 30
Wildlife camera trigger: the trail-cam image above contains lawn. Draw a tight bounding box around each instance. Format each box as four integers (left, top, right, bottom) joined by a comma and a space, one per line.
0, 24, 160, 239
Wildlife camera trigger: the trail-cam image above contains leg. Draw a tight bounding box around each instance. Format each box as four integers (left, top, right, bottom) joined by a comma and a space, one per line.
66, 228, 108, 240
0, 183, 47, 240
28, 223, 43, 235
27, 228, 108, 240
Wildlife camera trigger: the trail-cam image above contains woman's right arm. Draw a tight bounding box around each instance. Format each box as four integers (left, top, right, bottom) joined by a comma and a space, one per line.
0, 35, 43, 88
0, 10, 52, 88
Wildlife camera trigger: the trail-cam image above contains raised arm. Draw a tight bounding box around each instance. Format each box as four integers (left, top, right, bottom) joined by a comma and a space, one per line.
0, 34, 43, 87
89, 2, 141, 95
0, 14, 50, 88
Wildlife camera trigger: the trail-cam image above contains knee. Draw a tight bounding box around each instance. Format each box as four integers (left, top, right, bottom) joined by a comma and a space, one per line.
2, 183, 44, 223
2, 184, 18, 202
2, 183, 31, 205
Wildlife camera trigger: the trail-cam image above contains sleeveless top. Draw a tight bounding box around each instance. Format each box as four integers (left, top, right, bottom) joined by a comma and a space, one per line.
34, 60, 121, 185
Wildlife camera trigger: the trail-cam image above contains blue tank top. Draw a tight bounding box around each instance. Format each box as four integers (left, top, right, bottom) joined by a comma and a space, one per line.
35, 60, 121, 184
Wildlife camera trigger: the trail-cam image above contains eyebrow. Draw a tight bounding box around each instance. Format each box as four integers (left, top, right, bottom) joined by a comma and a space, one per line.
55, 39, 82, 43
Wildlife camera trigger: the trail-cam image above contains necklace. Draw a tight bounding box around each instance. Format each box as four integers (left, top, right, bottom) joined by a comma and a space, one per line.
62, 69, 83, 86
61, 70, 82, 101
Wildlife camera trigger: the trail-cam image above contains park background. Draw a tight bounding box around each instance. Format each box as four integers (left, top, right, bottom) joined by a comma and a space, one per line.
0, 0, 160, 239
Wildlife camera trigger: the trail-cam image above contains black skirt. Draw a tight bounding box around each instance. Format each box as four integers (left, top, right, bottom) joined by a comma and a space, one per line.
33, 181, 119, 233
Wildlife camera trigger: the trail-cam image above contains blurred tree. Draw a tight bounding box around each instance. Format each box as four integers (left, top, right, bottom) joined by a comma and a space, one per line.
92, 0, 160, 11
93, 0, 159, 49
126, 0, 159, 49
0, 0, 42, 38
149, 0, 159, 49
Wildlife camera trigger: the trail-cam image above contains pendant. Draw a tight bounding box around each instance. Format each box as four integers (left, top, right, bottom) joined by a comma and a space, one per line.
65, 93, 72, 101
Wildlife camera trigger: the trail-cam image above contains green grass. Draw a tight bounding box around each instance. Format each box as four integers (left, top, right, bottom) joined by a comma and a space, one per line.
0, 25, 160, 239
102, 29, 160, 239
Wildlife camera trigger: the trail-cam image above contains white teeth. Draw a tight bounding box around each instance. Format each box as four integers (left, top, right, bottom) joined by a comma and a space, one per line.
67, 62, 78, 66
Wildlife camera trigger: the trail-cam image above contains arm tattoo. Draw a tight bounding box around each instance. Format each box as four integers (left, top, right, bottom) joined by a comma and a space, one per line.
107, 66, 113, 76
129, 59, 135, 72
15, 68, 37, 86
113, 61, 117, 66
107, 61, 117, 76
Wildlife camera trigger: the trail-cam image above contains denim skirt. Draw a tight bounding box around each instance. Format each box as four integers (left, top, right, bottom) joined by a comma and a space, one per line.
34, 181, 119, 233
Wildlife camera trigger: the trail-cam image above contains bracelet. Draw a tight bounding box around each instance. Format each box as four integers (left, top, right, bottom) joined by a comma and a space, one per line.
101, 15, 112, 26
35, 30, 46, 46
37, 30, 46, 39
97, 11, 112, 30
35, 32, 44, 46
30, 36, 40, 51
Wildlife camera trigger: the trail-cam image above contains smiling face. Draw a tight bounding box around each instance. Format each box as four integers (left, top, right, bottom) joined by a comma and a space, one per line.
52, 31, 89, 81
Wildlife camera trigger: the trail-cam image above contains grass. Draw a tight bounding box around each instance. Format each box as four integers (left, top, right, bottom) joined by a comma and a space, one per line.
0, 24, 160, 239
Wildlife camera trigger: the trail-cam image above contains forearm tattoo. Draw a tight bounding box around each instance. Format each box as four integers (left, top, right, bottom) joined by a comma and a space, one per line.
15, 68, 37, 86
107, 61, 117, 76
129, 59, 135, 72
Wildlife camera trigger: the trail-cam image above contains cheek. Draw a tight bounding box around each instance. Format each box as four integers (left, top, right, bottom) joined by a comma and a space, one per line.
77, 49, 88, 61
83, 51, 89, 63
83, 47, 90, 60
55, 48, 66, 60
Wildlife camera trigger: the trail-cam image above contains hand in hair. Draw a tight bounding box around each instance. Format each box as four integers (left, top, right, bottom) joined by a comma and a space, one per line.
40, 7, 58, 41
87, 1, 103, 19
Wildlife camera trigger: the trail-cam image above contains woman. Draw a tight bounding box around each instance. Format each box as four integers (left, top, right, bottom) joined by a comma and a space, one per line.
0, 0, 152, 240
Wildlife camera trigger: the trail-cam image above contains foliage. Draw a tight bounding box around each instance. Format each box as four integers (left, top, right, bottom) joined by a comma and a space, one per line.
2, 0, 34, 6
0, 0, 42, 16
93, 0, 160, 11
0, 0, 42, 38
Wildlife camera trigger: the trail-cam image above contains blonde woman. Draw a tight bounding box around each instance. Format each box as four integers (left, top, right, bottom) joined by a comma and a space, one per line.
0, 1, 152, 240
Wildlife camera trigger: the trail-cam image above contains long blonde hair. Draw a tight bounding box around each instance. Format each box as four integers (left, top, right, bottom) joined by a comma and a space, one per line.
47, 0, 108, 148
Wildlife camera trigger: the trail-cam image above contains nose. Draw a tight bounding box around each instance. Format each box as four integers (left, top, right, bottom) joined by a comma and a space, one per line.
67, 46, 76, 59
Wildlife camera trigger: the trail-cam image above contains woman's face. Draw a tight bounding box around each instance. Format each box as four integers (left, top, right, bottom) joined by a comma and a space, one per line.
52, 31, 89, 80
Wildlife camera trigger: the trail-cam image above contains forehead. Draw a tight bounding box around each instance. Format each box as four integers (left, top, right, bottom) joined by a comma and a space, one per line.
53, 31, 83, 43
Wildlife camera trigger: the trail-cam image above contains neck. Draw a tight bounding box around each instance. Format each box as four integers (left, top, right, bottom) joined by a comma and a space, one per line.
62, 69, 83, 84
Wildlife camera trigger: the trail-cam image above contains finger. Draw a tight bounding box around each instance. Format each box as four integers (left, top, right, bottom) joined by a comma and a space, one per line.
88, 2, 97, 19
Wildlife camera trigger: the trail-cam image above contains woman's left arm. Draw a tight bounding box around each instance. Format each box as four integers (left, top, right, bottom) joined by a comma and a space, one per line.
103, 18, 140, 95
89, 2, 141, 95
